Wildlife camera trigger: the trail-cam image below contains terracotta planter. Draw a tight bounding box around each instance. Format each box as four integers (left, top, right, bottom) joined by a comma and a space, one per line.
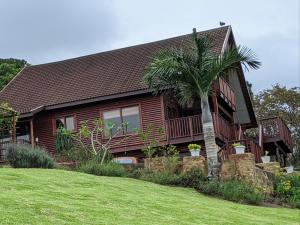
190, 149, 200, 157
261, 156, 270, 163
234, 146, 245, 154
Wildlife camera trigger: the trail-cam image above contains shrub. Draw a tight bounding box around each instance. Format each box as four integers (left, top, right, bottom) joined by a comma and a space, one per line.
134, 168, 206, 187
222, 180, 264, 204
55, 126, 74, 154
196, 180, 223, 196
195, 180, 264, 205
79, 160, 127, 177
178, 168, 207, 187
139, 170, 182, 185
7, 144, 54, 168
275, 174, 300, 208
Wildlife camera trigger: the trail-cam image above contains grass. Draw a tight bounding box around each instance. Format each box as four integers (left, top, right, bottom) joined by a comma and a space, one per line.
0, 169, 299, 225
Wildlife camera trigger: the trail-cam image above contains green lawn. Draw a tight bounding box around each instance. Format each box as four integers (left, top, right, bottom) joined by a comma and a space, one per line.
0, 168, 299, 225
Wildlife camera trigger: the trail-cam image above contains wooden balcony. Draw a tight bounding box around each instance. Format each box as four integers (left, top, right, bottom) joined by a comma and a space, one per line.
218, 139, 263, 163
215, 78, 236, 111
260, 117, 293, 153
165, 113, 235, 144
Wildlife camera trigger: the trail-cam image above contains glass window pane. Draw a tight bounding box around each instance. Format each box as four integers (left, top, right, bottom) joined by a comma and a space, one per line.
103, 110, 122, 136
66, 116, 75, 131
122, 106, 140, 133
56, 118, 65, 129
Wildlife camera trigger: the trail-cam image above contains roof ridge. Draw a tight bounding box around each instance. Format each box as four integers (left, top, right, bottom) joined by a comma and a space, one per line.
27, 26, 230, 69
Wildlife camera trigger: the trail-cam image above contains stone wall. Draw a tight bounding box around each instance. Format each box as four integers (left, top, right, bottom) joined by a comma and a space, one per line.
182, 156, 208, 176
144, 157, 167, 172
256, 162, 282, 175
220, 153, 274, 194
144, 156, 208, 176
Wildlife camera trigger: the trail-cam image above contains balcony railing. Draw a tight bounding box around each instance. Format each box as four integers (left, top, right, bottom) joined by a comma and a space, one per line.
218, 139, 263, 163
260, 117, 293, 151
165, 113, 235, 142
215, 78, 236, 111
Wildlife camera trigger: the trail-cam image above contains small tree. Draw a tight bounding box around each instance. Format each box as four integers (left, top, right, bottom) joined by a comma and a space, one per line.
0, 102, 18, 141
138, 124, 165, 170
75, 119, 137, 164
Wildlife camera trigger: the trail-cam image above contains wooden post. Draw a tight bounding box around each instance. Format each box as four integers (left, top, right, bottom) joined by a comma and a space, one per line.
12, 115, 17, 143
189, 117, 193, 140
30, 119, 34, 148
258, 122, 263, 152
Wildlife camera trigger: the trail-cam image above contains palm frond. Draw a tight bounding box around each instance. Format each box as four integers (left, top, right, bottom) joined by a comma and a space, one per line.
144, 29, 261, 100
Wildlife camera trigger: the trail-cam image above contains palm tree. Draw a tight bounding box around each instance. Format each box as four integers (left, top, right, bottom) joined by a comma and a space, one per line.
143, 28, 261, 178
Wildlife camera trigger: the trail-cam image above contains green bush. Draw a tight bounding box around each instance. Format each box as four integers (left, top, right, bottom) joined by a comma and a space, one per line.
196, 180, 223, 196
275, 174, 300, 208
134, 168, 206, 187
196, 180, 264, 205
139, 170, 182, 185
222, 180, 264, 204
79, 160, 127, 177
7, 144, 54, 168
178, 168, 207, 187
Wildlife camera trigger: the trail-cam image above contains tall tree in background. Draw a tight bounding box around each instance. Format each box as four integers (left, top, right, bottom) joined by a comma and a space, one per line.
144, 29, 260, 178
0, 58, 28, 90
253, 84, 300, 166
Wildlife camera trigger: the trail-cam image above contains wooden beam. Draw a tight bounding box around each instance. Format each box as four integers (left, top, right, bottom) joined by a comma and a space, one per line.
30, 119, 34, 148
12, 115, 17, 143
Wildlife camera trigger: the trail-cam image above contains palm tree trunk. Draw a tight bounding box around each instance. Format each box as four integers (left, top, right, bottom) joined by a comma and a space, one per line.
201, 94, 219, 178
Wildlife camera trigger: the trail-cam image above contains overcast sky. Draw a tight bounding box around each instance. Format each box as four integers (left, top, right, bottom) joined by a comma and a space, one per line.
0, 0, 299, 93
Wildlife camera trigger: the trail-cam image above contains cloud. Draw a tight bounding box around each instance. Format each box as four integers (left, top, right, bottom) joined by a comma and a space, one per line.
0, 0, 299, 92
0, 0, 119, 64
241, 33, 300, 92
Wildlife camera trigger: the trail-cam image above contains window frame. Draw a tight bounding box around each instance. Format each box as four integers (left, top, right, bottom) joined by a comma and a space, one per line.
101, 104, 142, 138
52, 114, 76, 135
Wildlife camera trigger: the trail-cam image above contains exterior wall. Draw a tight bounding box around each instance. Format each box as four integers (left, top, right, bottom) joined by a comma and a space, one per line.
32, 94, 164, 155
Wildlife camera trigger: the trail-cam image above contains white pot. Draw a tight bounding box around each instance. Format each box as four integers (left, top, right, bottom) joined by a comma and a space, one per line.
261, 156, 270, 163
234, 146, 245, 154
286, 166, 294, 174
190, 149, 200, 157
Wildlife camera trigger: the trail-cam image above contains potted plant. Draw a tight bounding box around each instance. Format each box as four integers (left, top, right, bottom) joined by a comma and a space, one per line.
232, 142, 245, 154
261, 151, 270, 163
188, 144, 201, 157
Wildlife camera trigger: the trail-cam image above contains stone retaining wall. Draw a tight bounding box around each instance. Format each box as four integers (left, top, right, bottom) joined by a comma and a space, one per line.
144, 156, 207, 176
220, 153, 274, 194
256, 162, 282, 175
182, 156, 208, 176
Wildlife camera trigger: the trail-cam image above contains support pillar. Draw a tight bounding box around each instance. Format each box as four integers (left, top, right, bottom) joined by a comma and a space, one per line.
30, 119, 34, 148
12, 115, 17, 143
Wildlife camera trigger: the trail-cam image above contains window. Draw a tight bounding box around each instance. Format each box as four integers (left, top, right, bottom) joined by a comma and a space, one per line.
103, 106, 140, 136
55, 116, 75, 131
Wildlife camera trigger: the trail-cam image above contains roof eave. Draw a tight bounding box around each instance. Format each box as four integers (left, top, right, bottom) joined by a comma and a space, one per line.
19, 89, 152, 118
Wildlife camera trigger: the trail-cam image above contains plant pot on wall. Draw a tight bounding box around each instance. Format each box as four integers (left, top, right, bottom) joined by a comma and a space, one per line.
261, 156, 270, 163
232, 143, 245, 154
190, 149, 200, 157
188, 144, 201, 157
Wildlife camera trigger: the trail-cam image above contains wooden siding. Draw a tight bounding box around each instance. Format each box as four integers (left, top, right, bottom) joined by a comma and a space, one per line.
33, 94, 164, 155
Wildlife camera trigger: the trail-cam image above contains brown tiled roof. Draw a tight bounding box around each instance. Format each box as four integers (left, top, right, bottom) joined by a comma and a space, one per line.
0, 26, 229, 115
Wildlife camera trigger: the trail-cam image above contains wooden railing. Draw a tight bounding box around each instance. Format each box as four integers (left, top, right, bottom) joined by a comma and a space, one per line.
166, 115, 202, 139
212, 113, 235, 141
218, 139, 263, 163
165, 113, 235, 141
260, 117, 293, 150
216, 78, 236, 111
